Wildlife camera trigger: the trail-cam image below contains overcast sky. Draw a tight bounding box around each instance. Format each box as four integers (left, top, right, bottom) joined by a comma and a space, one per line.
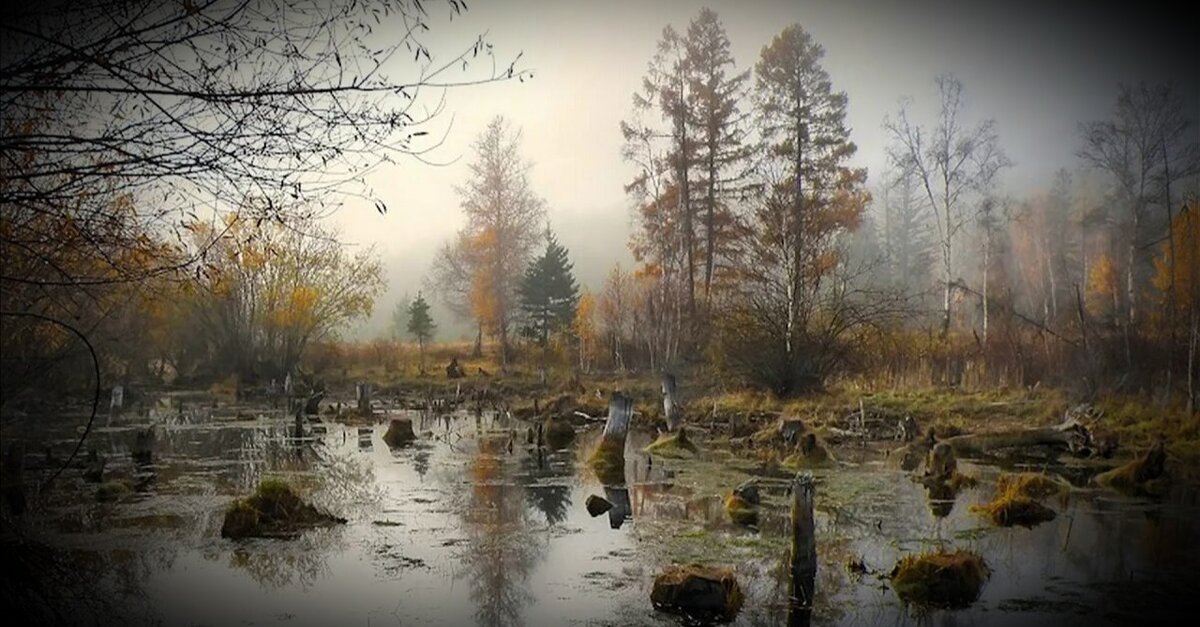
334, 0, 1197, 339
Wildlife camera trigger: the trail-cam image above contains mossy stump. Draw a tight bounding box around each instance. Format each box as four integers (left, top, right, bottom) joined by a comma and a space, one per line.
221, 479, 346, 539
995, 472, 1064, 500
724, 494, 758, 526
96, 480, 133, 503
588, 439, 625, 486
890, 550, 989, 609
971, 472, 1060, 527
1094, 440, 1168, 496
382, 418, 416, 448
782, 433, 833, 469
645, 427, 698, 458
650, 564, 744, 623
588, 394, 633, 485
543, 417, 576, 449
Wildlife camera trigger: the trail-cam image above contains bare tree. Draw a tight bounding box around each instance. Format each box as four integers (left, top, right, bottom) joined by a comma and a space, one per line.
446, 116, 545, 374
0, 0, 524, 324
886, 75, 1010, 335
1078, 82, 1199, 376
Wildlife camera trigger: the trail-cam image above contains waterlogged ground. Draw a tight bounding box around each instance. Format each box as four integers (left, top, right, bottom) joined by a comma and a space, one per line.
4, 398, 1197, 626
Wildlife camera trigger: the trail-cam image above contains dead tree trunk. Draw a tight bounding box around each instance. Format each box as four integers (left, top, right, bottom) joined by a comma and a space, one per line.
942, 418, 1091, 457
789, 472, 816, 626
662, 373, 680, 431
602, 393, 633, 443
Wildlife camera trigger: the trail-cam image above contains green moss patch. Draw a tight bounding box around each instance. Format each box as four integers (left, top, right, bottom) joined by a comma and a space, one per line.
890, 549, 989, 609
650, 563, 744, 623
221, 479, 346, 539
646, 428, 699, 458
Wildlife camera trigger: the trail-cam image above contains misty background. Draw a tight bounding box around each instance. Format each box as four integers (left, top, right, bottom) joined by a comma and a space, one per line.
333, 0, 1197, 341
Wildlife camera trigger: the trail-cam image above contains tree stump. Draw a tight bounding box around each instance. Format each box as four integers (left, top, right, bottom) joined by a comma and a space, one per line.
355, 383, 372, 416
588, 393, 633, 485
789, 473, 816, 620
662, 373, 680, 431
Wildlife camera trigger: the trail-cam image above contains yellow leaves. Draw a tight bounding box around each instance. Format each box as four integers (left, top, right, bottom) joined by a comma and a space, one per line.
1086, 253, 1118, 316
1152, 201, 1200, 312
268, 286, 319, 329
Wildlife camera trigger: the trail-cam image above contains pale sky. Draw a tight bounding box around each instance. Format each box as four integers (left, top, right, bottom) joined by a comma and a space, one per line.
333, 0, 1198, 339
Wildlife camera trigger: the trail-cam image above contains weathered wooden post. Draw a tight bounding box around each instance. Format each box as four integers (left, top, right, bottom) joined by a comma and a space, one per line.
788, 472, 816, 627
356, 383, 372, 416
662, 373, 680, 431
588, 393, 633, 484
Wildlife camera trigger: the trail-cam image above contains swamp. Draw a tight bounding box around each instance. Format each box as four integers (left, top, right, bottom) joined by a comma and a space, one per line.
1, 0, 1197, 625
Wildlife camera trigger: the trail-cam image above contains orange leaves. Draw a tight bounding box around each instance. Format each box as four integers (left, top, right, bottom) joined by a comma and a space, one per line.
1086, 253, 1118, 316
1153, 201, 1200, 312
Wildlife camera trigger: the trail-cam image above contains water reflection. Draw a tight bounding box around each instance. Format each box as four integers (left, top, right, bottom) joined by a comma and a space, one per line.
605, 486, 632, 529
455, 434, 543, 627
5, 402, 1198, 626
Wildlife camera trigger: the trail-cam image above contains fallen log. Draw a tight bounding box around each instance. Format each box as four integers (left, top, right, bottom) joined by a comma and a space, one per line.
940, 418, 1091, 458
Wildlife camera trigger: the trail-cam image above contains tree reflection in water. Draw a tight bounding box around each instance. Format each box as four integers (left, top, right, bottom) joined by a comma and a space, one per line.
456, 437, 543, 627
219, 538, 335, 589
519, 447, 573, 526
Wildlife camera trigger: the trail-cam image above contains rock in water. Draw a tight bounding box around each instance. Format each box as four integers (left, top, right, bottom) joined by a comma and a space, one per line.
585, 494, 613, 517
383, 418, 416, 448
651, 564, 744, 622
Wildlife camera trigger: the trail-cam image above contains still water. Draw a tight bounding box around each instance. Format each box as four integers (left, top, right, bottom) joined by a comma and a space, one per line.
5, 404, 1196, 626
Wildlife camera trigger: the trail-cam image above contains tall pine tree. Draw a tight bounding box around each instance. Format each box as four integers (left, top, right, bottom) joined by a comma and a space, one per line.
519, 231, 580, 347
685, 8, 750, 302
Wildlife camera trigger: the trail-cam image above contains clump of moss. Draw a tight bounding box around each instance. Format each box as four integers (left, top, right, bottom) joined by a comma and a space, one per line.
995, 472, 1065, 500
782, 433, 834, 469
890, 549, 989, 609
1094, 440, 1168, 496
970, 473, 1060, 528
96, 480, 133, 503
221, 478, 346, 539
588, 439, 626, 485
971, 494, 1056, 528
645, 427, 699, 458
723, 494, 757, 526
543, 416, 576, 449
382, 418, 416, 448
650, 563, 744, 623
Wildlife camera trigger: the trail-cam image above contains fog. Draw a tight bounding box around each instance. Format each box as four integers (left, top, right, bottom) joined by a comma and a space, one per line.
331, 0, 1197, 339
